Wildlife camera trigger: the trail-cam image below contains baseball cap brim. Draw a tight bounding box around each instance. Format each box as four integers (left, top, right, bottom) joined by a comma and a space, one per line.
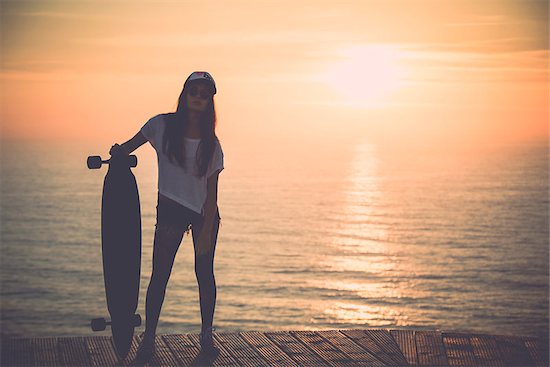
184, 71, 217, 94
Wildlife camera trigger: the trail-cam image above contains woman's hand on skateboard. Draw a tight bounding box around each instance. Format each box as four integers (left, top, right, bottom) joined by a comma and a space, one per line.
109, 143, 128, 156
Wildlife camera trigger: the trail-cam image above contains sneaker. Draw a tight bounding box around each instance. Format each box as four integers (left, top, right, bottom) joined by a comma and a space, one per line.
136, 331, 155, 361
199, 326, 220, 356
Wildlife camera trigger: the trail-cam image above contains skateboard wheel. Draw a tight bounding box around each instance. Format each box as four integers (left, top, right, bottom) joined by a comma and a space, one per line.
133, 314, 142, 327
91, 317, 107, 331
87, 156, 103, 169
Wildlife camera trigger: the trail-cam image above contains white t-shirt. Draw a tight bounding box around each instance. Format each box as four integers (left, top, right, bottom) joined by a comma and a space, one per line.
140, 113, 224, 216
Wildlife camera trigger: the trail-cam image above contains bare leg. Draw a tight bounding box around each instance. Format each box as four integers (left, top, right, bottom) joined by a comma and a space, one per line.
144, 224, 185, 336
192, 212, 220, 332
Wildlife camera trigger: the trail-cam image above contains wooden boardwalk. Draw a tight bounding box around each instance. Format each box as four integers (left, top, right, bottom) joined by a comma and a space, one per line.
1, 328, 548, 367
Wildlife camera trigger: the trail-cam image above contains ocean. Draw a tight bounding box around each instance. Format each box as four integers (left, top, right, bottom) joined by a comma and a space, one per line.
1, 138, 548, 339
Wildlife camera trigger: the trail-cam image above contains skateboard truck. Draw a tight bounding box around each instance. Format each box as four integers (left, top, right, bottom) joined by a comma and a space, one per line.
87, 155, 137, 169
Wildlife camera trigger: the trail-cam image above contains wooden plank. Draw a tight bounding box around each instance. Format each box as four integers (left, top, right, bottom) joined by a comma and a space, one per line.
470, 334, 503, 367
1, 337, 34, 367
58, 336, 91, 366
441, 332, 477, 367
163, 334, 203, 366
266, 331, 331, 367
118, 334, 174, 367
415, 330, 448, 366
1, 337, 15, 366
0, 329, 546, 367
30, 337, 59, 366
85, 335, 119, 366
0, 338, 26, 366
390, 329, 417, 365
291, 330, 360, 367
187, 332, 241, 367
117, 334, 141, 366
342, 329, 397, 366
494, 334, 536, 367
211, 331, 268, 367
524, 336, 549, 367
240, 331, 300, 367
317, 330, 387, 367
365, 329, 409, 366
145, 334, 181, 366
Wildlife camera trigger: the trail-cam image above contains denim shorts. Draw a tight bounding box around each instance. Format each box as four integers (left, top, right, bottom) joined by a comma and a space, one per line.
155, 192, 221, 236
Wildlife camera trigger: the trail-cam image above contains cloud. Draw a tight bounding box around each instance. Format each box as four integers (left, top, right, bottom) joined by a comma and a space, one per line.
12, 11, 109, 20
400, 36, 547, 53
75, 29, 348, 48
398, 47, 549, 84
442, 14, 519, 27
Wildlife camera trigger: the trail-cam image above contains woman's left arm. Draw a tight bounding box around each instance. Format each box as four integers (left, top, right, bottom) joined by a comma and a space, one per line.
196, 170, 221, 255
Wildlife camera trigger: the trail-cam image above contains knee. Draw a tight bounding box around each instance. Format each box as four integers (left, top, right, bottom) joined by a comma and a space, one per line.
151, 256, 175, 286
149, 271, 170, 291
194, 257, 214, 279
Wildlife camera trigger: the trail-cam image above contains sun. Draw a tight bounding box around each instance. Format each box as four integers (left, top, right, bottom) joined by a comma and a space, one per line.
318, 44, 408, 108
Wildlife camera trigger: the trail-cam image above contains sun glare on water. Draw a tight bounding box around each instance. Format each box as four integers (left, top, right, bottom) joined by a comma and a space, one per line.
318, 44, 409, 108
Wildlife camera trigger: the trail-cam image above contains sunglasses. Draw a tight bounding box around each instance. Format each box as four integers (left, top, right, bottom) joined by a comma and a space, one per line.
188, 86, 213, 100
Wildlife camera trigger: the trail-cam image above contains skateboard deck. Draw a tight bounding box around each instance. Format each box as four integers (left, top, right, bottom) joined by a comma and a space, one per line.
87, 152, 142, 360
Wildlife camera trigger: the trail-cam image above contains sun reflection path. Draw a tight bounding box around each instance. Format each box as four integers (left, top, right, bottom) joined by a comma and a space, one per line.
333, 142, 387, 251
316, 142, 411, 327
322, 301, 410, 326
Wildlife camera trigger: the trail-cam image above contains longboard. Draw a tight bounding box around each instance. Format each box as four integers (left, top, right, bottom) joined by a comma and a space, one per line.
87, 152, 142, 360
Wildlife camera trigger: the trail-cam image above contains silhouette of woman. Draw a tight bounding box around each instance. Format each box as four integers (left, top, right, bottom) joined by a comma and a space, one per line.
110, 71, 223, 361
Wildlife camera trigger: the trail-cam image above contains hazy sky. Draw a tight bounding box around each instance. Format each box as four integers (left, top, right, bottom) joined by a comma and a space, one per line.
0, 0, 548, 151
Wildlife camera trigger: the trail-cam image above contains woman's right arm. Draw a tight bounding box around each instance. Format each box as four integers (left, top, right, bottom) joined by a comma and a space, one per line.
110, 131, 147, 155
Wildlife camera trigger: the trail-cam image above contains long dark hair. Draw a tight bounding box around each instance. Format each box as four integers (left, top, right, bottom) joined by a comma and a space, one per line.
162, 81, 219, 178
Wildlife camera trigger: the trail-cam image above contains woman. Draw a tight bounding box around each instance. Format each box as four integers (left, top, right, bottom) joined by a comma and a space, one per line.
110, 71, 223, 361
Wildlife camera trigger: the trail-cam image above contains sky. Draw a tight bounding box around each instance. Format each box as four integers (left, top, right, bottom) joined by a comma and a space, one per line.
0, 0, 548, 153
